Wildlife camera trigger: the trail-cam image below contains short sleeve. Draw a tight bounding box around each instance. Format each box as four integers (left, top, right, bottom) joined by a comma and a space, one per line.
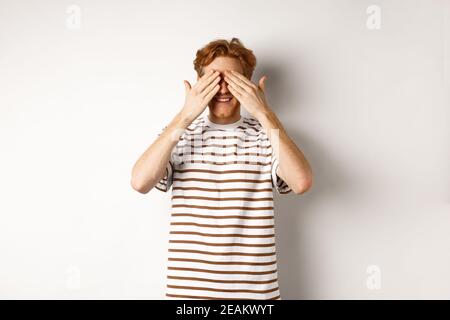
154, 126, 175, 193
271, 155, 292, 194
155, 160, 173, 192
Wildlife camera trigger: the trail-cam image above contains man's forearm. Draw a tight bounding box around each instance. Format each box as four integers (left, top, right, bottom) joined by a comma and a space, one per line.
256, 108, 313, 194
131, 111, 193, 194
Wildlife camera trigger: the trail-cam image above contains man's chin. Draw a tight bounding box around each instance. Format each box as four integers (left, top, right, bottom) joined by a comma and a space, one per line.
209, 103, 239, 116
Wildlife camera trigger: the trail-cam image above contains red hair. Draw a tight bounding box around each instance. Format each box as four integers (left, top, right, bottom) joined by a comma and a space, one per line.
193, 38, 257, 79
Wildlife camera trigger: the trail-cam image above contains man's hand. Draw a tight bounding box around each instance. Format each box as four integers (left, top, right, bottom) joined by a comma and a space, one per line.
180, 69, 221, 123
224, 70, 270, 119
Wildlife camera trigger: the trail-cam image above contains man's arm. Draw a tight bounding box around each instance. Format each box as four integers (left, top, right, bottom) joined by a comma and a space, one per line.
256, 109, 313, 195
223, 70, 312, 195
131, 69, 221, 194
131, 112, 191, 194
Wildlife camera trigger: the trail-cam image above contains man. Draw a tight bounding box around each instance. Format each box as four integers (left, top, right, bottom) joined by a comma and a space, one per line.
131, 38, 312, 299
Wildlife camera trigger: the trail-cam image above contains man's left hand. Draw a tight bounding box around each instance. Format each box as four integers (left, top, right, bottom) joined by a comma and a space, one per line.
224, 70, 271, 119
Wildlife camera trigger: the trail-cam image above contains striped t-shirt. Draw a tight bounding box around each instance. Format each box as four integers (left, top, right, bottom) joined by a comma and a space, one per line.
155, 114, 292, 300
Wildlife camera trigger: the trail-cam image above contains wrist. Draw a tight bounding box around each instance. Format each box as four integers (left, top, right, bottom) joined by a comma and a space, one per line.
173, 110, 194, 129
255, 105, 274, 123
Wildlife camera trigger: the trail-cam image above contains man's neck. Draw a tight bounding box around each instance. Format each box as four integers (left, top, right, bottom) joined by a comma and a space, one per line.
208, 109, 241, 125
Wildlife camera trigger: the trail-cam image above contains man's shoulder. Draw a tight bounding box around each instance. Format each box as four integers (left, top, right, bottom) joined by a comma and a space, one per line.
240, 115, 263, 132
185, 116, 206, 132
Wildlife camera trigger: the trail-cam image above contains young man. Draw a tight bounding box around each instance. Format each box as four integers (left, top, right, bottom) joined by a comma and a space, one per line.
131, 38, 313, 300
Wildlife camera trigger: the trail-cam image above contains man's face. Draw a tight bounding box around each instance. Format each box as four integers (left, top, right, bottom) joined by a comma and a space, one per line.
199, 56, 244, 120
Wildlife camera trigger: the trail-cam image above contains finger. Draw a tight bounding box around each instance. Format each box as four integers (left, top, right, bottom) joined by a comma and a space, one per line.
196, 71, 219, 93
192, 69, 213, 91
226, 77, 246, 97
201, 75, 221, 97
227, 85, 243, 103
229, 70, 257, 90
224, 73, 245, 92
195, 70, 220, 92
204, 84, 221, 102
227, 82, 243, 100
184, 80, 191, 94
225, 72, 253, 94
258, 76, 267, 93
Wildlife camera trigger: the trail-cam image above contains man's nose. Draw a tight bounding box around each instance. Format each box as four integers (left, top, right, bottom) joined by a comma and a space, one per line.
219, 75, 228, 93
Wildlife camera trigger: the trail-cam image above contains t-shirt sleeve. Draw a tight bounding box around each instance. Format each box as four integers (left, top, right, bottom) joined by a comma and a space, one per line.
155, 159, 174, 193
271, 153, 292, 194
154, 126, 175, 193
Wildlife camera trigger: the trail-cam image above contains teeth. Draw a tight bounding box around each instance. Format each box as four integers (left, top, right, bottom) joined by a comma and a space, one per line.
216, 97, 231, 102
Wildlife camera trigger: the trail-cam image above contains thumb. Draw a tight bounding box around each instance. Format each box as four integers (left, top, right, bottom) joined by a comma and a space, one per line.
258, 76, 267, 93
183, 80, 191, 94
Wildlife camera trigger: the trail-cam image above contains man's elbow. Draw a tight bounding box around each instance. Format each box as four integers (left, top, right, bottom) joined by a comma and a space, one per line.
130, 177, 152, 194
292, 176, 313, 195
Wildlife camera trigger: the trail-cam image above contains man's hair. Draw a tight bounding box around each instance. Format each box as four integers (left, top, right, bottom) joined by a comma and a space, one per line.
193, 37, 257, 79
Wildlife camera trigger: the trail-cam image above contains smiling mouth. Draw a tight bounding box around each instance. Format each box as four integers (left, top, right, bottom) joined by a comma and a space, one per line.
214, 96, 233, 103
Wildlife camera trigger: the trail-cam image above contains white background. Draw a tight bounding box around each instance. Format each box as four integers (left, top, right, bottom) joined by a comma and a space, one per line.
0, 0, 449, 299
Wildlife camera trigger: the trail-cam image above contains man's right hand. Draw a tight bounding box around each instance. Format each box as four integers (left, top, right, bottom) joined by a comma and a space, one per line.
180, 69, 221, 123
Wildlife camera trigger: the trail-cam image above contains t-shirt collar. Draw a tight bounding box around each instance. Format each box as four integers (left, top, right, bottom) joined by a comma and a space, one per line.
203, 114, 244, 130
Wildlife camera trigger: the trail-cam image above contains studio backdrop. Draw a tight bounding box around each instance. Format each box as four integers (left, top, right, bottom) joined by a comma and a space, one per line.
0, 0, 449, 299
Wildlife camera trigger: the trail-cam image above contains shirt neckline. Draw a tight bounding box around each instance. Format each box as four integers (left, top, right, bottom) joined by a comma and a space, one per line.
203, 114, 244, 130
